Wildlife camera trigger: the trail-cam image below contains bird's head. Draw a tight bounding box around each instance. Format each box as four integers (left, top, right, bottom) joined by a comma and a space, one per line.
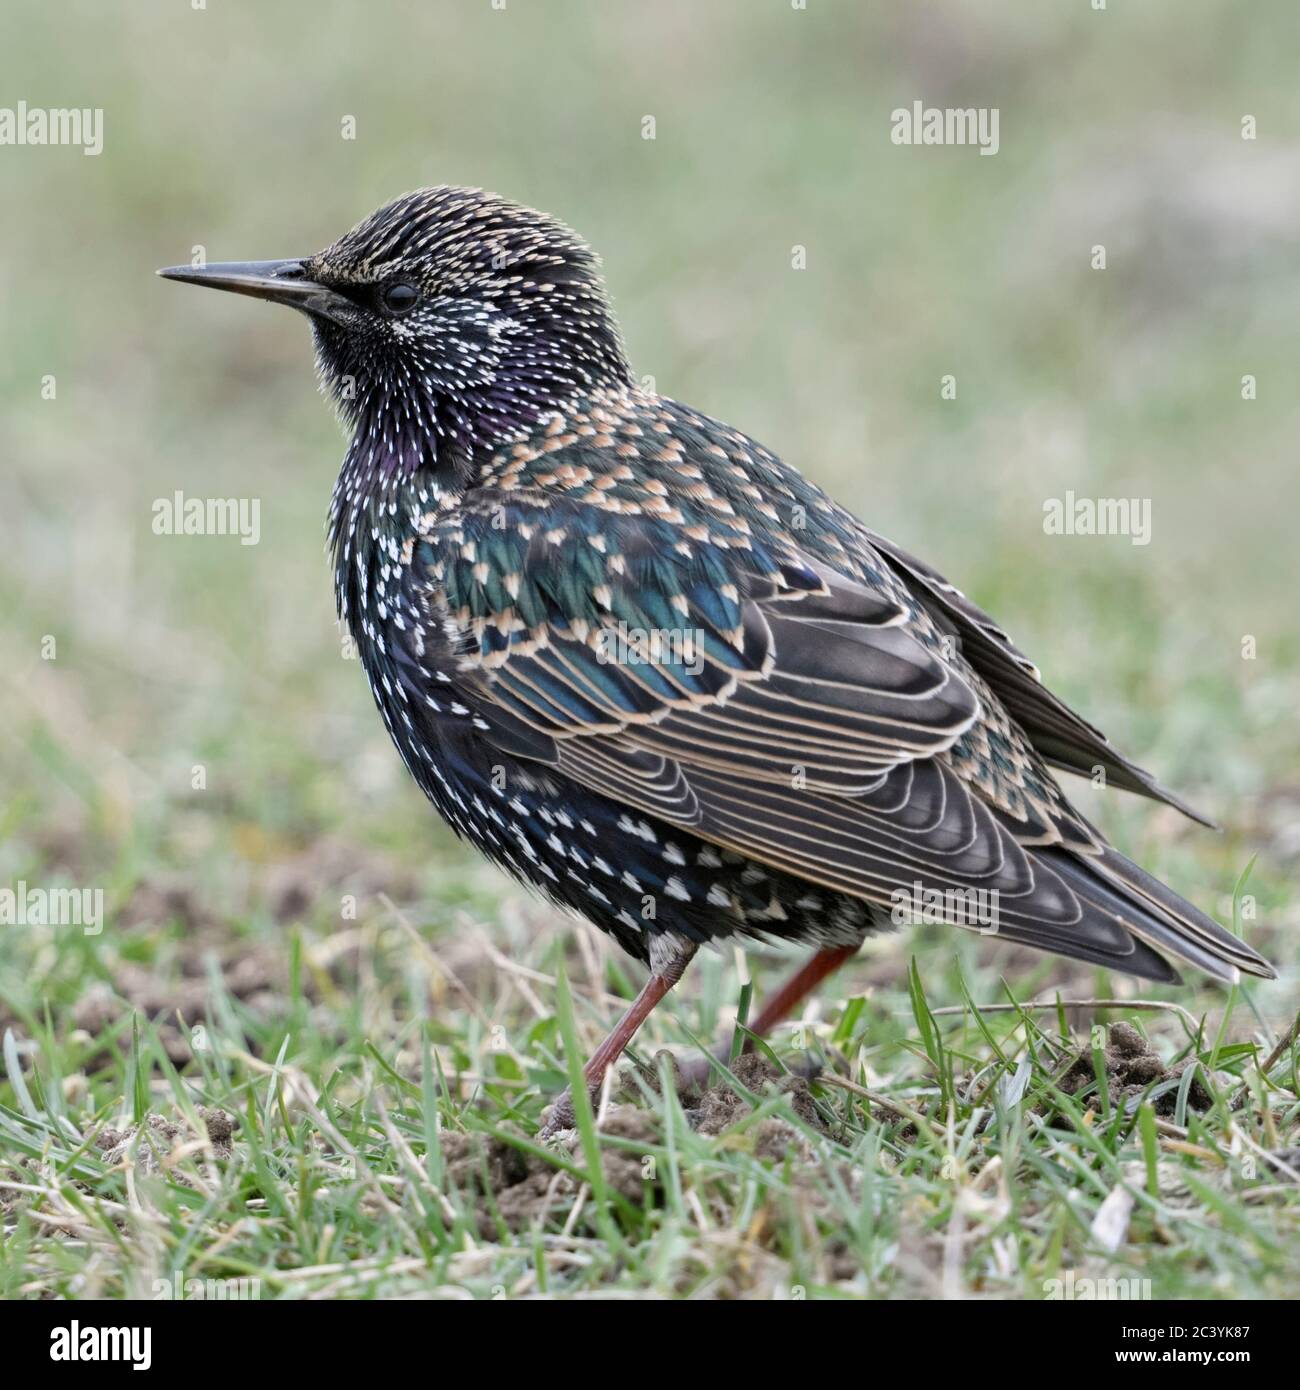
160, 186, 633, 475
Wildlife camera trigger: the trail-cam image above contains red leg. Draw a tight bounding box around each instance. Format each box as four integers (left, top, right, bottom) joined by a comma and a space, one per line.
541, 937, 698, 1135
744, 944, 858, 1046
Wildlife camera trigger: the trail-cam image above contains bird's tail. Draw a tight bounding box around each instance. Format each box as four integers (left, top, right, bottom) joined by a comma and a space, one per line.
1040, 846, 1276, 985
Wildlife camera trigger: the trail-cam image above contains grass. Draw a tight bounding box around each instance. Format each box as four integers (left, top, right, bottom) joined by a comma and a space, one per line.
1, 873, 1297, 1299
1, 0, 1298, 1301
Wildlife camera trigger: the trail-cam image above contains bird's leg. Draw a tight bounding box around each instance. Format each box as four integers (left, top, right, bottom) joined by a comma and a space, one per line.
540, 935, 698, 1137
742, 944, 858, 1049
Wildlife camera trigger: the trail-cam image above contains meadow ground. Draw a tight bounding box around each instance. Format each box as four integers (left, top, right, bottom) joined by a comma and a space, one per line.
1, 2, 1297, 1299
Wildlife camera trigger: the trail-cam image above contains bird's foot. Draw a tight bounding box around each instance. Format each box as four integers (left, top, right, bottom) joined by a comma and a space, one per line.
537, 1090, 576, 1140
537, 1081, 599, 1140
537, 1054, 697, 1138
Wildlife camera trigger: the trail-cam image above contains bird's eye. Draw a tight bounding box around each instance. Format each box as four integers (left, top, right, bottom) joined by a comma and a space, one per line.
381, 282, 420, 315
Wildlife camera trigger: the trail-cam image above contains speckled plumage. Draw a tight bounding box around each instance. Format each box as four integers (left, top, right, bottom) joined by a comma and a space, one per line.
168, 187, 1275, 998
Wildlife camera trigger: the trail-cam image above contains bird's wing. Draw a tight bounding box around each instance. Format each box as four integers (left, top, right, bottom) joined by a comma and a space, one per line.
420, 492, 1270, 983
864, 529, 1216, 826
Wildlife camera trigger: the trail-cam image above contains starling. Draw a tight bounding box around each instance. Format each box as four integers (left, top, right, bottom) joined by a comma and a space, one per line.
160, 187, 1274, 1128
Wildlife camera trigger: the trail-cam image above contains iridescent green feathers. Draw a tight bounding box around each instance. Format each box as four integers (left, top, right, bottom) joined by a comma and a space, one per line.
400, 385, 1271, 982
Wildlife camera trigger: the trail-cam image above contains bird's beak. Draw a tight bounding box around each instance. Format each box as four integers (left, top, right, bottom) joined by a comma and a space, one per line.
157, 259, 352, 325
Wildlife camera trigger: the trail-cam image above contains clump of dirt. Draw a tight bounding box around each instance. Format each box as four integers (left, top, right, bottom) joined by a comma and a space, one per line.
71, 941, 287, 1065
658, 1052, 825, 1159
588, 1105, 665, 1201
441, 1056, 828, 1235
439, 1117, 622, 1239
438, 1103, 661, 1235
439, 1130, 530, 1193
1058, 1021, 1213, 1116
622, 1050, 825, 1127
94, 1107, 235, 1176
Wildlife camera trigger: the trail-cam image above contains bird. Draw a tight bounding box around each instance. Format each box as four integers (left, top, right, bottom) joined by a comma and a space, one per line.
160, 186, 1274, 1130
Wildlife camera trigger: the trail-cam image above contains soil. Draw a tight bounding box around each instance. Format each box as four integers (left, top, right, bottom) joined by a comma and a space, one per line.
439, 1105, 659, 1235
93, 1107, 236, 1176
1057, 1021, 1214, 1116
71, 943, 287, 1065
443, 1054, 827, 1236
55, 836, 420, 1063
635, 1049, 826, 1144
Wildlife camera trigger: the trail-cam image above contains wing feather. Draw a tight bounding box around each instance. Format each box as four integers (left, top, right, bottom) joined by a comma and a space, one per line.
420, 493, 1272, 982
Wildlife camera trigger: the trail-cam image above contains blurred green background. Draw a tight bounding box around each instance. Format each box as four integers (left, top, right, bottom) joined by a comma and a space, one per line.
1, 1, 1297, 1011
